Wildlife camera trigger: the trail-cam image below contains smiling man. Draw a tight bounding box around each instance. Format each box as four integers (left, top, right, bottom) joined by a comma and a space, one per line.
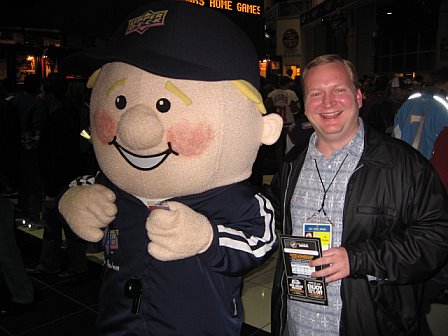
267, 54, 448, 336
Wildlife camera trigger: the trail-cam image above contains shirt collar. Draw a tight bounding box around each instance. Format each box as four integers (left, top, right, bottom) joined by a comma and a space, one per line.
309, 118, 365, 160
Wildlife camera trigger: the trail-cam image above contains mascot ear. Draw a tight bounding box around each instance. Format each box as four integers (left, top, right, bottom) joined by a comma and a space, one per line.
261, 113, 283, 145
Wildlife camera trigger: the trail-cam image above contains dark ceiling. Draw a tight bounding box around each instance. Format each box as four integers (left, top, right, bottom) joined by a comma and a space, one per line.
1, 1, 151, 37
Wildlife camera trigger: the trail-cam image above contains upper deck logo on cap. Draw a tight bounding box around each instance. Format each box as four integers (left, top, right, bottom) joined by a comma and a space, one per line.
126, 9, 168, 35
62, 0, 260, 89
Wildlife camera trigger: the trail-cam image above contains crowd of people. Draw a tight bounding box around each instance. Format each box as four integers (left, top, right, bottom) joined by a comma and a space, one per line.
1, 54, 448, 334
0, 73, 98, 316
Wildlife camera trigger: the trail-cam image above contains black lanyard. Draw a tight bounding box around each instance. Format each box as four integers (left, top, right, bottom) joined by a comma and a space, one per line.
313, 154, 348, 217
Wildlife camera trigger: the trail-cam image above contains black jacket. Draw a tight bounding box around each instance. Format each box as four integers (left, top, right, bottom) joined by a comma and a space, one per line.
267, 125, 448, 336
95, 174, 277, 336
39, 104, 80, 197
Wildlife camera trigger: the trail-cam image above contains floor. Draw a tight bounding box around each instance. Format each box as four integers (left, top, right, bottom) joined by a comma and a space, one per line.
1, 191, 448, 335
1, 222, 277, 336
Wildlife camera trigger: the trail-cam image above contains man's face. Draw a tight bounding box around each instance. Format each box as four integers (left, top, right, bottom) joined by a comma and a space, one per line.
390, 87, 409, 104
90, 62, 264, 199
303, 61, 363, 154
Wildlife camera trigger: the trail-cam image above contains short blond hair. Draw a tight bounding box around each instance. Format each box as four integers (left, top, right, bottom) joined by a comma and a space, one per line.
301, 54, 360, 94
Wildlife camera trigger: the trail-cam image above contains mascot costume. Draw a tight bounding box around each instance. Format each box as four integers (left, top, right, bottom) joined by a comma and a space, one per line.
59, 1, 283, 335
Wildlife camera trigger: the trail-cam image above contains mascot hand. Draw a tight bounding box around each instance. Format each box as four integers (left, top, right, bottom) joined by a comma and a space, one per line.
146, 201, 213, 261
58, 184, 117, 242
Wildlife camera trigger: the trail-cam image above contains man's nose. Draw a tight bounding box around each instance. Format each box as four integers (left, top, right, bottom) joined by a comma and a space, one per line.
117, 105, 164, 149
322, 92, 336, 108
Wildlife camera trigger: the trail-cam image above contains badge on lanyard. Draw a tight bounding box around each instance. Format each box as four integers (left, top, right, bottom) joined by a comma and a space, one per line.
303, 212, 333, 252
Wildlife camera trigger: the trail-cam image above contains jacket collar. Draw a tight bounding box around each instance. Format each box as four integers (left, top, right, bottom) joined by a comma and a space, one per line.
284, 121, 394, 170
361, 124, 394, 169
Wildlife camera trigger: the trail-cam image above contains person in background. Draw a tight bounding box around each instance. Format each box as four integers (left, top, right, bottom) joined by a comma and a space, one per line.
365, 76, 410, 135
0, 78, 20, 197
66, 78, 98, 176
392, 67, 448, 159
393, 67, 448, 335
267, 54, 448, 336
265, 75, 300, 128
422, 125, 448, 324
425, 67, 448, 96
359, 74, 388, 120
12, 74, 47, 228
0, 196, 35, 316
284, 112, 314, 156
265, 76, 301, 167
26, 73, 88, 278
430, 126, 448, 191
425, 79, 448, 322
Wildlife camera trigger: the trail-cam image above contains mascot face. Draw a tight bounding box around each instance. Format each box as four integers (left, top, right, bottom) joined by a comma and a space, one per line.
90, 62, 279, 199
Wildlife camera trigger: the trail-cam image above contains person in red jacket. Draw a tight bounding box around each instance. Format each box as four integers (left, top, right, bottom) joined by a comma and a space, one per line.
430, 126, 448, 191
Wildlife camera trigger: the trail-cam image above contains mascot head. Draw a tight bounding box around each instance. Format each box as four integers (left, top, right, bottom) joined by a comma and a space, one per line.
66, 0, 282, 199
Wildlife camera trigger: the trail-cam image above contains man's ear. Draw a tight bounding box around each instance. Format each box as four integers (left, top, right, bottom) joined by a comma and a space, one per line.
261, 113, 283, 145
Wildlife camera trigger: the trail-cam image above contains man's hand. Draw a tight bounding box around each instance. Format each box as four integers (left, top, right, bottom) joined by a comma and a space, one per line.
309, 247, 350, 283
58, 184, 117, 242
146, 201, 213, 261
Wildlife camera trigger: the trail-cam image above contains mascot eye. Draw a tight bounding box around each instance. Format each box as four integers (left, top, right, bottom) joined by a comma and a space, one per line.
156, 98, 171, 113
115, 95, 127, 110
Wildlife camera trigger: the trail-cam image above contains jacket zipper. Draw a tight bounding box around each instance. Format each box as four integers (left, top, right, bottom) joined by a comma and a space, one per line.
279, 161, 294, 335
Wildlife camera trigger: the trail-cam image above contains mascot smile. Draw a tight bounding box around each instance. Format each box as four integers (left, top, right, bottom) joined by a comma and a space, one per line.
59, 1, 282, 335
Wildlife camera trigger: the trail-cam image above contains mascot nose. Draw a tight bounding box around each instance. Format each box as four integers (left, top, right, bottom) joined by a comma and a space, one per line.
117, 105, 164, 150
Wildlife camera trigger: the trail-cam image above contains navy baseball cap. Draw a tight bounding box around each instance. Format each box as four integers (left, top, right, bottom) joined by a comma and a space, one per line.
63, 0, 260, 89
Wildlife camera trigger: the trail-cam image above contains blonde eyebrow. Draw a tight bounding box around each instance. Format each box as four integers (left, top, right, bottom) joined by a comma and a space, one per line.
106, 78, 127, 95
165, 81, 192, 106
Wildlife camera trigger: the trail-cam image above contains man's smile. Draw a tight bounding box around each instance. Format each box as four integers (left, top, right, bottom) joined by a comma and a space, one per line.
109, 137, 178, 171
321, 111, 342, 118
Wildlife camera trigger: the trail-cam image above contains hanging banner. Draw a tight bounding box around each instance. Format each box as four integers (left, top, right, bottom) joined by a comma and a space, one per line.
276, 18, 301, 57
184, 0, 262, 15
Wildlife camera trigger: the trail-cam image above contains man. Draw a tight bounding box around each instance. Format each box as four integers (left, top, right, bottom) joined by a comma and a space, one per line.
265, 75, 300, 128
0, 78, 20, 196
392, 67, 448, 159
265, 76, 301, 164
365, 76, 410, 135
26, 73, 87, 278
13, 74, 47, 228
267, 54, 448, 336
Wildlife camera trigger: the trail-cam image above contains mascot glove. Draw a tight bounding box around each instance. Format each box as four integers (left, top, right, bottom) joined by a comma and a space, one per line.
58, 184, 117, 242
146, 201, 213, 261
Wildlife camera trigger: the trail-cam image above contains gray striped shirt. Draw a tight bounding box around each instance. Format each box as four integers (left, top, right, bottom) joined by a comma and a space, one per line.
287, 119, 364, 336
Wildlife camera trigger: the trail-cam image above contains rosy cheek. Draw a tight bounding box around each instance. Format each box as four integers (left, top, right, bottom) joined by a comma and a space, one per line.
166, 122, 214, 156
306, 99, 322, 112
93, 109, 118, 144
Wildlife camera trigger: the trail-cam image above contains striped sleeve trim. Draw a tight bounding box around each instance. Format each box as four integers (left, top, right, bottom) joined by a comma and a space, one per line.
69, 174, 96, 187
217, 193, 277, 258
